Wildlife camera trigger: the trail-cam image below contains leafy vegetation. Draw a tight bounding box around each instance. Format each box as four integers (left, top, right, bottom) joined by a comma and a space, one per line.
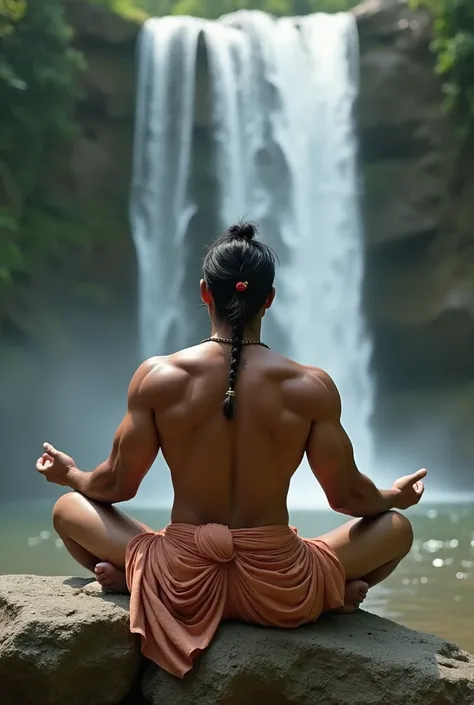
139, 0, 360, 17
86, 0, 361, 19
0, 0, 84, 290
411, 0, 474, 137
107, 0, 360, 17
85, 0, 147, 20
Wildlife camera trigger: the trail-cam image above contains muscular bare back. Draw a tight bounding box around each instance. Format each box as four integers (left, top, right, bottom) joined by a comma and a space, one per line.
146, 342, 325, 527
38, 222, 425, 602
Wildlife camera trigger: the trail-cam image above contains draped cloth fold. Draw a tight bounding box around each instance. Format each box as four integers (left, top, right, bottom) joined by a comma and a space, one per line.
125, 523, 345, 678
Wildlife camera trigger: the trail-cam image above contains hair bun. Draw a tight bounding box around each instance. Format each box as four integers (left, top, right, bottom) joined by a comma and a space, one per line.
228, 221, 257, 242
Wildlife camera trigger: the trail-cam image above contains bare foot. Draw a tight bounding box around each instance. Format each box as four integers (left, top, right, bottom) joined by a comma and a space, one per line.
94, 562, 129, 594
334, 580, 369, 614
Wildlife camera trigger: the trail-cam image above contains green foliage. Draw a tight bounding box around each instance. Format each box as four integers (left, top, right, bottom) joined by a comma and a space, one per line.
0, 0, 27, 37
135, 0, 359, 18
0, 0, 85, 292
86, 0, 361, 18
86, 0, 147, 21
411, 0, 474, 137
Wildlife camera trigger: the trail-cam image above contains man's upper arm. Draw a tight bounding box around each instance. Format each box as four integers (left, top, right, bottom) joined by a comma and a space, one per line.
107, 359, 161, 500
305, 369, 359, 511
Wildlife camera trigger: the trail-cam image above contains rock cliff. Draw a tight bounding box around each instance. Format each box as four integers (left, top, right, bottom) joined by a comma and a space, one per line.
355, 0, 474, 482
356, 0, 474, 389
1, 575, 473, 705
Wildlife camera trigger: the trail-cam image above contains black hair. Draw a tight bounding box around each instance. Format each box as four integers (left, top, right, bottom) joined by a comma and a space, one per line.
203, 221, 276, 419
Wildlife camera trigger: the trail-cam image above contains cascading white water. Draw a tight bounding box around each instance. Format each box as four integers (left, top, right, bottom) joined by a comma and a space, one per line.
130, 10, 374, 506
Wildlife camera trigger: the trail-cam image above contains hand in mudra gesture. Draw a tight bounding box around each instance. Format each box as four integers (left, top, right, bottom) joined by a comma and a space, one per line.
392, 468, 427, 510
36, 442, 76, 486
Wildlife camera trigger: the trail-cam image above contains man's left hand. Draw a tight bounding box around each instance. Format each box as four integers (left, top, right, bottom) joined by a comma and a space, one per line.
36, 442, 76, 486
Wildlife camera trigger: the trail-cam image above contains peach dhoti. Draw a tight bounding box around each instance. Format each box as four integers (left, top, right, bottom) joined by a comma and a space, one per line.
126, 522, 345, 678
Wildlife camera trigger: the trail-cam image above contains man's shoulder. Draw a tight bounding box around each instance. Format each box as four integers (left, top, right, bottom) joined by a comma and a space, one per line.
280, 362, 340, 420
131, 354, 191, 400
302, 366, 341, 418
258, 352, 338, 397
276, 356, 335, 390
302, 365, 339, 394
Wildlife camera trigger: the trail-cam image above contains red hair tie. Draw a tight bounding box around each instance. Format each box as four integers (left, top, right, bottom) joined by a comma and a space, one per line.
236, 281, 248, 293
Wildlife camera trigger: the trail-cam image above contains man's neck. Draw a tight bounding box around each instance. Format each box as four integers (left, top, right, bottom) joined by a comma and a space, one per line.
210, 321, 262, 341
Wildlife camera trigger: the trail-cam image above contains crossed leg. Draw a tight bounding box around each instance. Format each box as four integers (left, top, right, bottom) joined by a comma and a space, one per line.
318, 510, 414, 612
53, 493, 413, 605
52, 492, 151, 592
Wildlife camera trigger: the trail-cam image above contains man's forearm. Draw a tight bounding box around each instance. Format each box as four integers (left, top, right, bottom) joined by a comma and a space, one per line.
341, 474, 400, 517
66, 464, 128, 503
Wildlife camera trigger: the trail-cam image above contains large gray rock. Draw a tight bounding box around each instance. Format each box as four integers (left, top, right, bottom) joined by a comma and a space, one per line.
143, 614, 474, 705
0, 575, 140, 705
0, 574, 473, 705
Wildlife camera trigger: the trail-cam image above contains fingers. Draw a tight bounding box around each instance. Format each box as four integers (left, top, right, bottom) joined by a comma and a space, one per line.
414, 481, 425, 497
36, 457, 52, 472
36, 448, 54, 473
412, 470, 426, 499
399, 468, 428, 488
43, 442, 58, 456
413, 468, 428, 481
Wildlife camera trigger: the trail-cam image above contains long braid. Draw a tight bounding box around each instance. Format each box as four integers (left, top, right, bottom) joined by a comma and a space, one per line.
222, 320, 244, 420
203, 220, 276, 419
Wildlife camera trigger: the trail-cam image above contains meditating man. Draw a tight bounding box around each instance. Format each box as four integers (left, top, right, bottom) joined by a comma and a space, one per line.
36, 222, 426, 678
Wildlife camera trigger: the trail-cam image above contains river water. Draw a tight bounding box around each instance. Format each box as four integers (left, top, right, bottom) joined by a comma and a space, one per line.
1, 499, 472, 653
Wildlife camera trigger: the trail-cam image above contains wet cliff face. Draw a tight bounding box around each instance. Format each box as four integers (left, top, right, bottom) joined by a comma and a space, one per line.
1, 0, 473, 501
355, 0, 474, 484
357, 0, 474, 390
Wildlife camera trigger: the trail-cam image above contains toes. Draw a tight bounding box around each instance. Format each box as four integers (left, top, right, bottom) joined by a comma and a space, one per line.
94, 564, 112, 584
95, 562, 113, 578
95, 561, 109, 570
92, 562, 127, 593
99, 579, 113, 588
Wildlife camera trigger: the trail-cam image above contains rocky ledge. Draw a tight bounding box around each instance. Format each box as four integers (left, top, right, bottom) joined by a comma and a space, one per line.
1, 575, 473, 705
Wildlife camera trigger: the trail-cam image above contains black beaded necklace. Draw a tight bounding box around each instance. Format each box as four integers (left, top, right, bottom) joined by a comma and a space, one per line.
200, 336, 271, 350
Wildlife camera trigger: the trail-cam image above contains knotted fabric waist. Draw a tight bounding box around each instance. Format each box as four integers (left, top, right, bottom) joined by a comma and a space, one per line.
125, 522, 345, 678
193, 523, 236, 562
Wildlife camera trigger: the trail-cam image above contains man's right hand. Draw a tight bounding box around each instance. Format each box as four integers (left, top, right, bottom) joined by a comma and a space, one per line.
392, 469, 427, 510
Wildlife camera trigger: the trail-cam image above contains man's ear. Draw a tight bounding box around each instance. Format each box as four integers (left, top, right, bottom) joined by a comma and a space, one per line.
264, 287, 276, 310
200, 279, 212, 305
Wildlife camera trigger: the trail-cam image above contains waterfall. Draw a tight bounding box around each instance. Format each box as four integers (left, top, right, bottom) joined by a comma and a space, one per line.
130, 10, 374, 506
